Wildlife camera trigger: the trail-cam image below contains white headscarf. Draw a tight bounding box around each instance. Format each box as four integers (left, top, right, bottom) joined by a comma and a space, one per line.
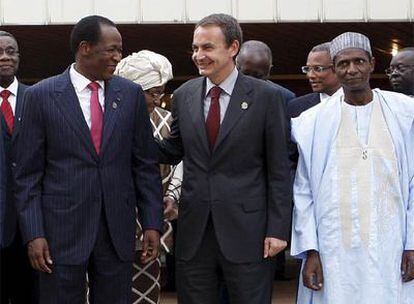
115, 50, 173, 90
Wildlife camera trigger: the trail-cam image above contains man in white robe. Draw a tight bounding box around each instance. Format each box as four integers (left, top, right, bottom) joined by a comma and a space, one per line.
291, 32, 414, 304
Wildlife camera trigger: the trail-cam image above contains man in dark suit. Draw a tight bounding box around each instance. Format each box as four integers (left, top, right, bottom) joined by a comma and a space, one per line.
13, 15, 163, 304
0, 30, 38, 304
287, 42, 341, 180
158, 13, 291, 304
236, 40, 296, 109
287, 42, 341, 118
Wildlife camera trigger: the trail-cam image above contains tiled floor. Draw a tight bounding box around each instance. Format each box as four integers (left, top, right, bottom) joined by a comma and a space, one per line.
160, 258, 300, 304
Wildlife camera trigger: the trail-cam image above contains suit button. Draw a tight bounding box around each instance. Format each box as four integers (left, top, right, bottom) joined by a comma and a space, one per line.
11, 162, 17, 168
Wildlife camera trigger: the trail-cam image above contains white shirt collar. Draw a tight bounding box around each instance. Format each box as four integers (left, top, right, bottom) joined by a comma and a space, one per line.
205, 67, 239, 97
69, 63, 105, 93
0, 77, 18, 96
319, 87, 343, 103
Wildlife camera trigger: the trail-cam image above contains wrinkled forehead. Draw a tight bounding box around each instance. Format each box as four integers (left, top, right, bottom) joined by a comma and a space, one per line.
334, 48, 370, 62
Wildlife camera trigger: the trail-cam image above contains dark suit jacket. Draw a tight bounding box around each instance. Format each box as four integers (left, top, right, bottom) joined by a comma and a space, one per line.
2, 82, 28, 247
287, 92, 320, 119
0, 115, 6, 248
13, 68, 163, 264
158, 73, 291, 263
268, 81, 296, 110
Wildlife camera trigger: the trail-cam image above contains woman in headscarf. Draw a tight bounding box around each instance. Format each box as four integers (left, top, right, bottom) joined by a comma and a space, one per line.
115, 50, 182, 304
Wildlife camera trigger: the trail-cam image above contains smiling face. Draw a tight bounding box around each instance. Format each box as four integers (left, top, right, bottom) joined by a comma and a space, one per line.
0, 35, 19, 87
192, 25, 239, 85
305, 50, 339, 95
333, 48, 374, 92
78, 24, 122, 81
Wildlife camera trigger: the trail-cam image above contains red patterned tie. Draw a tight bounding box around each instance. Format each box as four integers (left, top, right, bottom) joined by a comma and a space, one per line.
0, 90, 14, 135
87, 82, 103, 154
205, 86, 221, 150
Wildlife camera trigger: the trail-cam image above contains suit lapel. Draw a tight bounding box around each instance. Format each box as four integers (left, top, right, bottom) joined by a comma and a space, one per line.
312, 93, 321, 107
11, 83, 26, 141
99, 79, 121, 155
213, 74, 252, 152
186, 78, 210, 155
53, 69, 99, 161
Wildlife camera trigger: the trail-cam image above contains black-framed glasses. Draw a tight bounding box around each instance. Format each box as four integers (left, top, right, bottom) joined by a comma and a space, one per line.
0, 48, 19, 57
385, 64, 414, 76
301, 65, 333, 74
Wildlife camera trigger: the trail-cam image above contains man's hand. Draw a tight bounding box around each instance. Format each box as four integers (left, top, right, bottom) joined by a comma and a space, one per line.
27, 237, 53, 273
401, 250, 414, 282
163, 196, 178, 221
140, 229, 160, 264
263, 237, 287, 258
303, 250, 323, 291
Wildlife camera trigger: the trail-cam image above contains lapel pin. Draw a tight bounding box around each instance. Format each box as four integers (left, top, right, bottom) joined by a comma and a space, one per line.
112, 97, 121, 110
241, 101, 248, 110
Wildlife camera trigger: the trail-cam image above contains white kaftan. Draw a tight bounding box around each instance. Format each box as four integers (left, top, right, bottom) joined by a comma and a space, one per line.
291, 90, 414, 304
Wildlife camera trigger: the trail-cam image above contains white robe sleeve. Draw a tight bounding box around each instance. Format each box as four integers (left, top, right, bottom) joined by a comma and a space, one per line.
405, 123, 414, 250
290, 116, 319, 259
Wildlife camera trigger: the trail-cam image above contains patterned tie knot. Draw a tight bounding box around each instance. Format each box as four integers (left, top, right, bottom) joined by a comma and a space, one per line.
87, 82, 100, 92
210, 86, 222, 100
0, 90, 11, 99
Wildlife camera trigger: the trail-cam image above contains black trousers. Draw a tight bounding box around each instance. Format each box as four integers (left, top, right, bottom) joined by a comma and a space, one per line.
38, 213, 132, 304
0, 231, 39, 304
176, 218, 276, 304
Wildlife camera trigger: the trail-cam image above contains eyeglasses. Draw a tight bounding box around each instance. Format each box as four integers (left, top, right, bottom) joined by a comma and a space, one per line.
301, 65, 333, 74
385, 64, 414, 76
0, 48, 19, 57
145, 91, 165, 100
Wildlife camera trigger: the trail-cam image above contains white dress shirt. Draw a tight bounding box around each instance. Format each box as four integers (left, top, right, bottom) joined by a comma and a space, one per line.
0, 76, 18, 115
204, 67, 239, 123
319, 87, 343, 104
69, 64, 105, 129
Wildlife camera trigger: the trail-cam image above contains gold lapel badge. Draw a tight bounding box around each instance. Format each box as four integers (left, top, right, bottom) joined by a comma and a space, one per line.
241, 101, 248, 110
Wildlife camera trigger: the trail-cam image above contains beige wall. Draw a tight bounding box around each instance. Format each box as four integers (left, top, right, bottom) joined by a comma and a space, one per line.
0, 0, 412, 25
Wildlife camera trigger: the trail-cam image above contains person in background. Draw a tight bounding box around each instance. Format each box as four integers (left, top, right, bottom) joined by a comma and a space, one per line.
236, 40, 296, 109
287, 42, 342, 175
115, 49, 183, 304
288, 42, 342, 119
387, 47, 414, 97
0, 30, 38, 304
